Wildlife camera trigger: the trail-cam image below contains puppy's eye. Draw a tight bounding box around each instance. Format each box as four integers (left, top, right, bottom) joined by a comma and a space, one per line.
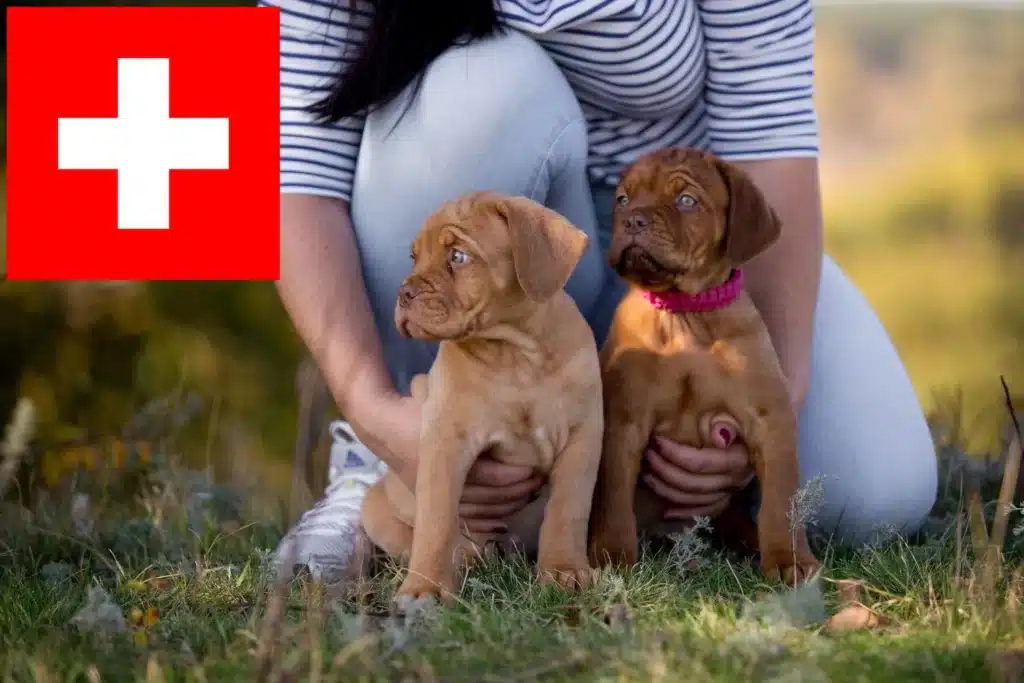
676, 193, 698, 211
448, 248, 471, 266
616, 194, 629, 207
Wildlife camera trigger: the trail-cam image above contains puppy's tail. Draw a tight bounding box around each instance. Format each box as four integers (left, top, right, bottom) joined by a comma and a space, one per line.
702, 413, 740, 449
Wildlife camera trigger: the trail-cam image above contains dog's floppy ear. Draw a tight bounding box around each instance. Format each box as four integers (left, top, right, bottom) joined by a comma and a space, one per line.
714, 158, 782, 264
494, 196, 590, 302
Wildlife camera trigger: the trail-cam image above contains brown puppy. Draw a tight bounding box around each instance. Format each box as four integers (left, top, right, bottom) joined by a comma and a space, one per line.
362, 191, 604, 611
587, 148, 819, 585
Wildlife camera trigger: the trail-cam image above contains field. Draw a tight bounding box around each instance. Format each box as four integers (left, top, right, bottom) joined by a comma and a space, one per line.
2, 449, 1023, 683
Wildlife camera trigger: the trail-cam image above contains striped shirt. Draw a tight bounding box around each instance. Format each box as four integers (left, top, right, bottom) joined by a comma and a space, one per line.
263, 0, 819, 201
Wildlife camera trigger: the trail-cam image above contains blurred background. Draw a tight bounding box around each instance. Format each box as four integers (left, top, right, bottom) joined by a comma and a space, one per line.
1, 0, 1022, 511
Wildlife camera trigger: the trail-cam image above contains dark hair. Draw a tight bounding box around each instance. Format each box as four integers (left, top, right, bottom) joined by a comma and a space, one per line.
309, 0, 502, 124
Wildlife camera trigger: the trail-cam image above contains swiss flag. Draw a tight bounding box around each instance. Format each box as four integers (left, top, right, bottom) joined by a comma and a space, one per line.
5, 7, 281, 280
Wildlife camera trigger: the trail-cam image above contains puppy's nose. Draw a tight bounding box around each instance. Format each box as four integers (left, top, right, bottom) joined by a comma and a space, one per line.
624, 213, 649, 234
398, 281, 420, 307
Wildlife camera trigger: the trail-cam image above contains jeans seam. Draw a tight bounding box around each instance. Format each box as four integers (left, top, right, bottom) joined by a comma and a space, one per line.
526, 114, 587, 203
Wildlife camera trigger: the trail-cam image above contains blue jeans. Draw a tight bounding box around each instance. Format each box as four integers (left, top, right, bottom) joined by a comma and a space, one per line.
347, 32, 937, 544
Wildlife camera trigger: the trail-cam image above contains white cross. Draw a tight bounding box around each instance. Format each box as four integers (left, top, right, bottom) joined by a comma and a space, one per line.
57, 58, 230, 230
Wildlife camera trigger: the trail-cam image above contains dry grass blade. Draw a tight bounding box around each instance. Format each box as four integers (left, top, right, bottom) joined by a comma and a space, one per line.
290, 358, 330, 525
990, 378, 1022, 547
967, 487, 990, 556
979, 378, 1023, 596
832, 579, 865, 606
0, 398, 36, 499
251, 359, 331, 683
145, 656, 167, 683
305, 581, 327, 683
253, 577, 291, 683
253, 502, 304, 683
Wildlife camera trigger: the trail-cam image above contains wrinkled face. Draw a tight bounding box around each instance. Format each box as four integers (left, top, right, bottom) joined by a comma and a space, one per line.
608, 148, 735, 294
394, 192, 588, 341
395, 198, 514, 341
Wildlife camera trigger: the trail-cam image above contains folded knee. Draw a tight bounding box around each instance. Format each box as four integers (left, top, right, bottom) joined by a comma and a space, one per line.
813, 441, 939, 546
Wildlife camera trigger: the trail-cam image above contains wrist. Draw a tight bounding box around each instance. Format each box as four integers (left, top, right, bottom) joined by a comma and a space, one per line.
334, 377, 393, 447
321, 343, 393, 420
786, 364, 811, 417
332, 379, 417, 481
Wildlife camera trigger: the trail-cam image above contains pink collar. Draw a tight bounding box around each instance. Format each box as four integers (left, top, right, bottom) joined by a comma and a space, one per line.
641, 270, 744, 313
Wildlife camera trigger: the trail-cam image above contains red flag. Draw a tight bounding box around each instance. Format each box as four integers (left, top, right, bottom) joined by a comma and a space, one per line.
6, 6, 281, 280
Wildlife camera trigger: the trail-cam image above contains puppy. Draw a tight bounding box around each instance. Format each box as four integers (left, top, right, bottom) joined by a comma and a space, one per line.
362, 191, 604, 609
587, 148, 819, 585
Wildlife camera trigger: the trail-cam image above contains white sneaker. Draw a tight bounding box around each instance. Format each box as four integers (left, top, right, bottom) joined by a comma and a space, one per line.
273, 420, 387, 582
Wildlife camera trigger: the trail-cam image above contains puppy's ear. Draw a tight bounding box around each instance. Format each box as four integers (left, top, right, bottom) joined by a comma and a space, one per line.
495, 197, 590, 302
714, 158, 782, 264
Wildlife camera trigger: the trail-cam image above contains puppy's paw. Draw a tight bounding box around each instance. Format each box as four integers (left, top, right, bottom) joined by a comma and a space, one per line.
761, 548, 820, 587
587, 538, 638, 569
393, 575, 455, 609
537, 560, 598, 591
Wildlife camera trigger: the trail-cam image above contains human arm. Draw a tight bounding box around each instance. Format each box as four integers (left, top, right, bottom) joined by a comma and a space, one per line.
738, 157, 822, 413
277, 195, 420, 486
266, 0, 418, 481
701, 0, 821, 409
647, 0, 822, 516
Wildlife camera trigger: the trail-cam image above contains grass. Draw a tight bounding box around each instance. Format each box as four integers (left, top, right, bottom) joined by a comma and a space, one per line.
2, 394, 1024, 683
2, 515, 1023, 682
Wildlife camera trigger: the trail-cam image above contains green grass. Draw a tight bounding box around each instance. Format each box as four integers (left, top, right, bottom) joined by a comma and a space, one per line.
2, 494, 1023, 682
2, 384, 1022, 682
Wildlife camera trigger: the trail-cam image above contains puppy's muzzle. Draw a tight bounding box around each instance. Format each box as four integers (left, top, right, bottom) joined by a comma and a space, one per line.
397, 280, 421, 308
616, 245, 659, 276
623, 212, 649, 235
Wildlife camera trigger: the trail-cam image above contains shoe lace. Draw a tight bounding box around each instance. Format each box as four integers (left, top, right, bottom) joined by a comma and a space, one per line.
324, 421, 383, 497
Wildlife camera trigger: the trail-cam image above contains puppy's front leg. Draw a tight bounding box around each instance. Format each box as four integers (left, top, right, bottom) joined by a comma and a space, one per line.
744, 406, 820, 586
587, 395, 652, 568
537, 413, 604, 590
395, 424, 476, 605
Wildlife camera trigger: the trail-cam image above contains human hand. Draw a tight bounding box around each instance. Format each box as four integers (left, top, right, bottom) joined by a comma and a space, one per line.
459, 458, 545, 534
643, 423, 755, 521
